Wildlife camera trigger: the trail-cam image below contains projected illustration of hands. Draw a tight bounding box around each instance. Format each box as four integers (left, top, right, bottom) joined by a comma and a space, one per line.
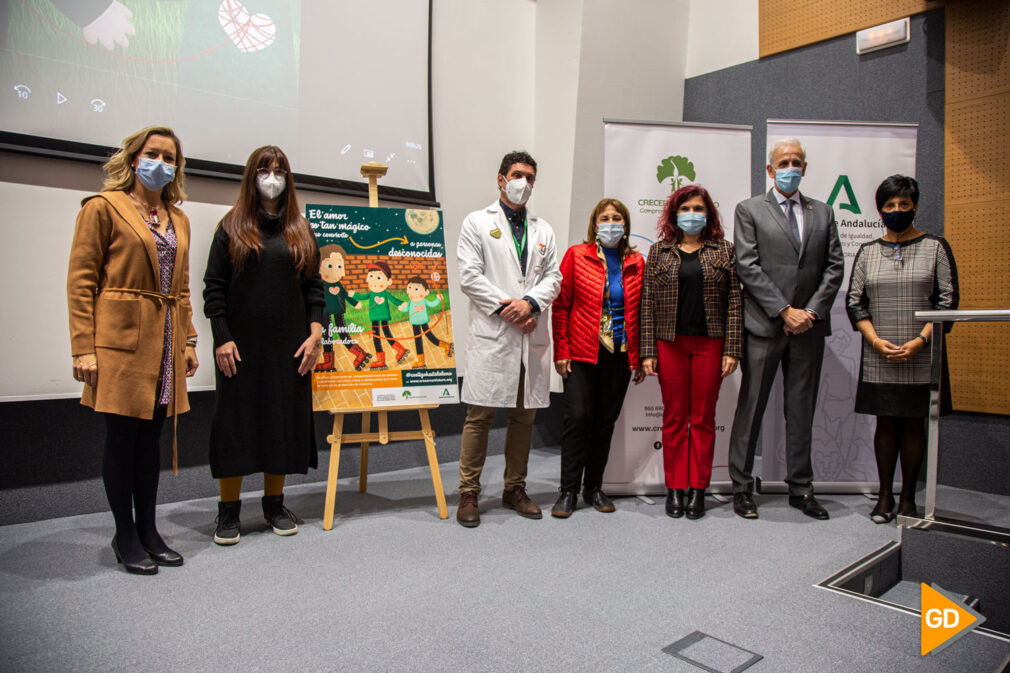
219, 0, 276, 53
81, 1, 136, 51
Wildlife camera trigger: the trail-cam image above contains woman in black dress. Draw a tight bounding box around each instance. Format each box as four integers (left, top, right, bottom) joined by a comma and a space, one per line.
846, 175, 958, 522
203, 146, 324, 544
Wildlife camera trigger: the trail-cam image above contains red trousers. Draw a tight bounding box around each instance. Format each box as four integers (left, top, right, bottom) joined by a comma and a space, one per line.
657, 336, 725, 489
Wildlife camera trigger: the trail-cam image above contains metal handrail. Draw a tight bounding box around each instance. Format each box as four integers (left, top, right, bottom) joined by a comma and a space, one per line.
916, 309, 1010, 323
914, 309, 1010, 521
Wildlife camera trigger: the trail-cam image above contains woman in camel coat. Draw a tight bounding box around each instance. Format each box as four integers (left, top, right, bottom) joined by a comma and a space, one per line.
68, 125, 199, 575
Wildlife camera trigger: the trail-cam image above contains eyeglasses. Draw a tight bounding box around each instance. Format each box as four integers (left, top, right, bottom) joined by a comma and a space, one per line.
256, 168, 287, 177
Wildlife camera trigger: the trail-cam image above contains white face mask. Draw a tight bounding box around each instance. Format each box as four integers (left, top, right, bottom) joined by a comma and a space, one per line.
503, 177, 533, 207
257, 172, 286, 200
596, 222, 624, 248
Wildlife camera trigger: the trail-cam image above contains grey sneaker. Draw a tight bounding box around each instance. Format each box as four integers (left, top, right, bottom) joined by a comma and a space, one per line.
262, 494, 300, 536
214, 500, 241, 545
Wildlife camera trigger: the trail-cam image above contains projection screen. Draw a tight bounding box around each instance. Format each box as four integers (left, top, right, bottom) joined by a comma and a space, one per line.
0, 0, 435, 204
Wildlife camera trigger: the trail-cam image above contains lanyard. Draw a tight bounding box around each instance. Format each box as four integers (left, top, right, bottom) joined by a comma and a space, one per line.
507, 216, 527, 265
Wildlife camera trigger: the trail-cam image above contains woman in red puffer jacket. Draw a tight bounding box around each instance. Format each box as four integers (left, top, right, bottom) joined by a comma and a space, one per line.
550, 198, 645, 518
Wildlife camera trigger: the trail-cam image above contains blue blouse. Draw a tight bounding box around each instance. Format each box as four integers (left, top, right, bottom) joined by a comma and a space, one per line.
602, 245, 625, 345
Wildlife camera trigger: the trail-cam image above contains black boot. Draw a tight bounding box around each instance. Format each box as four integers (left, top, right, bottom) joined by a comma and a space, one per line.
686, 488, 706, 519
262, 494, 300, 536
214, 501, 241, 546
665, 489, 685, 518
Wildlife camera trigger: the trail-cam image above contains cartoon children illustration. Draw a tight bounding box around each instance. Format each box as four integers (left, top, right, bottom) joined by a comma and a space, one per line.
363, 261, 409, 369
317, 244, 371, 371
398, 276, 454, 369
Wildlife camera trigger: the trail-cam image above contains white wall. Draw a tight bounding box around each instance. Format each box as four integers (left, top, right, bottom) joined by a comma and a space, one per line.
431, 0, 537, 376
684, 0, 759, 79
569, 0, 689, 246
533, 0, 584, 248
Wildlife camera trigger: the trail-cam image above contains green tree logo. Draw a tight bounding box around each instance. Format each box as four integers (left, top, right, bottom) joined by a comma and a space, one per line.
656, 155, 696, 192
402, 390, 412, 399
827, 175, 861, 214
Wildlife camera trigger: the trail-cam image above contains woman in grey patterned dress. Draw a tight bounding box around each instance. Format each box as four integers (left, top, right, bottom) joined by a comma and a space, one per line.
846, 175, 958, 523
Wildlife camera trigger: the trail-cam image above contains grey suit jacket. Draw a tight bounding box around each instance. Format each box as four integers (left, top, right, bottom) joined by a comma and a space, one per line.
734, 189, 844, 338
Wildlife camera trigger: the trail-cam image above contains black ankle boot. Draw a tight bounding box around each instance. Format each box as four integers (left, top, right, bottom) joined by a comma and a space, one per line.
214, 501, 241, 546
262, 494, 300, 536
686, 488, 706, 519
665, 489, 685, 518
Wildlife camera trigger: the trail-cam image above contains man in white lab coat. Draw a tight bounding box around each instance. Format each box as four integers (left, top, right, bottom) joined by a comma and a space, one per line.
455, 151, 562, 527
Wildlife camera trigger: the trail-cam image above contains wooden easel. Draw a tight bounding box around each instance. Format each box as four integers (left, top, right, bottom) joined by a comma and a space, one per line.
322, 404, 448, 529
321, 162, 449, 530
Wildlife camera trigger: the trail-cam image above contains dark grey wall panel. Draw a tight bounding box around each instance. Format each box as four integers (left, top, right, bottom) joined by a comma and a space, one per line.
938, 413, 1010, 497
683, 10, 945, 235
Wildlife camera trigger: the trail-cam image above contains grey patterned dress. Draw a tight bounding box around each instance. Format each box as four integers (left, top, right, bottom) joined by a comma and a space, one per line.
846, 234, 958, 417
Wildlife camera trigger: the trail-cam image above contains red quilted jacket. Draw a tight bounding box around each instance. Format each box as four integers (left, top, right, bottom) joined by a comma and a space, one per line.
552, 242, 644, 369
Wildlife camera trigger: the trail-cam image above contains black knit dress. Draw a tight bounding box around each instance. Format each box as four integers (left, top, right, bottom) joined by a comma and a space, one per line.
203, 208, 324, 478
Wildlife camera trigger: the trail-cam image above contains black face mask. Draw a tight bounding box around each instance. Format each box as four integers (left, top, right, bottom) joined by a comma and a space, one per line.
881, 208, 915, 233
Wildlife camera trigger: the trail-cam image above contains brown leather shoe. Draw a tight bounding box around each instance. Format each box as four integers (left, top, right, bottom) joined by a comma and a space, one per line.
502, 486, 542, 519
456, 491, 480, 528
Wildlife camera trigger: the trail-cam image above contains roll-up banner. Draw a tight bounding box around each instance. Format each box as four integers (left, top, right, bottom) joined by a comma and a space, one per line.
601, 119, 752, 495
760, 120, 918, 492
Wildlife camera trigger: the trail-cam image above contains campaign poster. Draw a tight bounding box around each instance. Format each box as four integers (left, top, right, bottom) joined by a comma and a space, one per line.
307, 205, 459, 410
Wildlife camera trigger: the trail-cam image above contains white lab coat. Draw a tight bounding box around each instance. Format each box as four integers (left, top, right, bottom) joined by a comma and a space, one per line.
457, 201, 562, 409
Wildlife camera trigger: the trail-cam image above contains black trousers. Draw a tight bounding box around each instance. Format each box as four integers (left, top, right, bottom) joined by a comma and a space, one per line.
560, 344, 632, 493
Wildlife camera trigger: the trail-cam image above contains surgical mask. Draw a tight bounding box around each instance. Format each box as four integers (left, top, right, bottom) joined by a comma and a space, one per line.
596, 222, 624, 248
135, 157, 176, 190
775, 166, 803, 194
257, 172, 287, 200
881, 208, 915, 233
503, 177, 532, 207
676, 212, 706, 235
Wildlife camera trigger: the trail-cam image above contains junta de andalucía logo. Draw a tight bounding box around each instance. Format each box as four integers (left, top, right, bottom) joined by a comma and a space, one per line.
827, 174, 861, 214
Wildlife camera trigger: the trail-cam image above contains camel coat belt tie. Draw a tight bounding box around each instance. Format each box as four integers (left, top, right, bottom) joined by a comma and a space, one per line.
98, 286, 185, 475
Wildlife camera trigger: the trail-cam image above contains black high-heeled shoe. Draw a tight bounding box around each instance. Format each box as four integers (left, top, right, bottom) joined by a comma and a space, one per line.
141, 543, 184, 567
111, 539, 157, 575
870, 495, 896, 524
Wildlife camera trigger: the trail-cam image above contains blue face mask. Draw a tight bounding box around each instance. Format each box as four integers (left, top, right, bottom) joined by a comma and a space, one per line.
775, 166, 802, 194
676, 212, 706, 235
596, 222, 624, 248
135, 157, 176, 190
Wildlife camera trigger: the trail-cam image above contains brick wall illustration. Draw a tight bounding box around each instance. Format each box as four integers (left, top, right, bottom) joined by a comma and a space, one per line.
343, 253, 450, 293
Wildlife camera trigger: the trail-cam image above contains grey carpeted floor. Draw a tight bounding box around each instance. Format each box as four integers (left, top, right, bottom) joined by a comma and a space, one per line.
1, 448, 1008, 673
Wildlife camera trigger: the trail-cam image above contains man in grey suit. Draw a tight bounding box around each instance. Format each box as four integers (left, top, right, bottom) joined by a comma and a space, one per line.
728, 137, 844, 520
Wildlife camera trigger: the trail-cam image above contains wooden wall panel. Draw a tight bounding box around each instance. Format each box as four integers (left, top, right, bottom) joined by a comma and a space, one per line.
946, 0, 1010, 103
759, 0, 938, 58
945, 203, 1010, 308
945, 0, 1010, 415
945, 94, 1010, 204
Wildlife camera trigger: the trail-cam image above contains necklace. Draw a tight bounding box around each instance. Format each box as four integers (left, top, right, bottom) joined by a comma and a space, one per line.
881, 227, 916, 264
128, 190, 161, 228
